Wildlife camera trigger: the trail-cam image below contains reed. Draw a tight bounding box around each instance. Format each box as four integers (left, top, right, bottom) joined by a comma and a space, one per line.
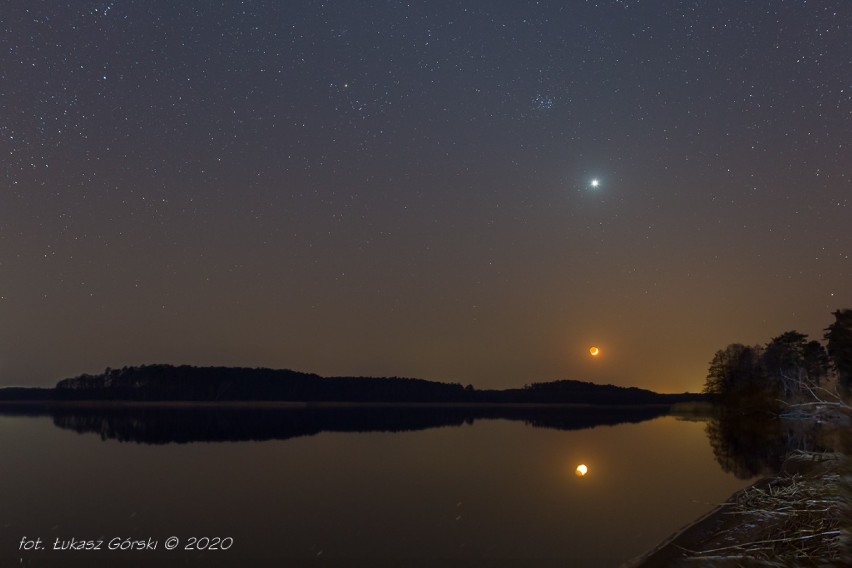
677, 450, 847, 565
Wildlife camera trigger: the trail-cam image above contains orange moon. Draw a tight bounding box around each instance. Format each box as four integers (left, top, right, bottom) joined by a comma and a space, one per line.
589, 346, 600, 356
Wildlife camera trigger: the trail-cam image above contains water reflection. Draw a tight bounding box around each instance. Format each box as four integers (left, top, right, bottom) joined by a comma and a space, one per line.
4, 403, 833, 481
705, 410, 832, 479
0, 408, 759, 566
0, 404, 671, 444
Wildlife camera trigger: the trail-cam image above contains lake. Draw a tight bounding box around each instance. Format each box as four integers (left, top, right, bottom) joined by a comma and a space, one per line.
0, 406, 756, 567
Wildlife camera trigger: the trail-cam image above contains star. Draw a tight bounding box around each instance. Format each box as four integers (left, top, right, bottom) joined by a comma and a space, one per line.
590, 179, 600, 188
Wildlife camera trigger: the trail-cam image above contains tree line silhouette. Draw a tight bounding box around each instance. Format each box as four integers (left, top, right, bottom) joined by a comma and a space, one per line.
1, 364, 702, 405
703, 309, 852, 407
700, 309, 851, 478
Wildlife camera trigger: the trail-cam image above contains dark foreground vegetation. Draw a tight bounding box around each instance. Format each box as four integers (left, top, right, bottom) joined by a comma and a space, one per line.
0, 365, 701, 405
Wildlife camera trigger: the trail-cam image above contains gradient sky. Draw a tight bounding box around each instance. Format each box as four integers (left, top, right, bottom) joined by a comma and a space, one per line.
2, 1, 850, 391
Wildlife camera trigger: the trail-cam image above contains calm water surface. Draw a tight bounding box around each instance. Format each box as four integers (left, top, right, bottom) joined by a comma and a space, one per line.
0, 409, 755, 567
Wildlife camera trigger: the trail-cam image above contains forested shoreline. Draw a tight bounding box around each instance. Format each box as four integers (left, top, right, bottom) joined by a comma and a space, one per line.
0, 364, 701, 405
640, 309, 852, 565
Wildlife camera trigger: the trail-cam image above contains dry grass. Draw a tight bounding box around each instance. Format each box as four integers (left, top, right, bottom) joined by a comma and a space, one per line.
677, 450, 848, 566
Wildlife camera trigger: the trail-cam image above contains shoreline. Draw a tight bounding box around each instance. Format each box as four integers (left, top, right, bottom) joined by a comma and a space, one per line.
0, 399, 676, 410
627, 449, 847, 566
624, 477, 770, 567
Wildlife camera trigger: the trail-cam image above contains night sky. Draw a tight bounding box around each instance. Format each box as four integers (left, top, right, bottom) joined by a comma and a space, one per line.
2, 1, 850, 392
